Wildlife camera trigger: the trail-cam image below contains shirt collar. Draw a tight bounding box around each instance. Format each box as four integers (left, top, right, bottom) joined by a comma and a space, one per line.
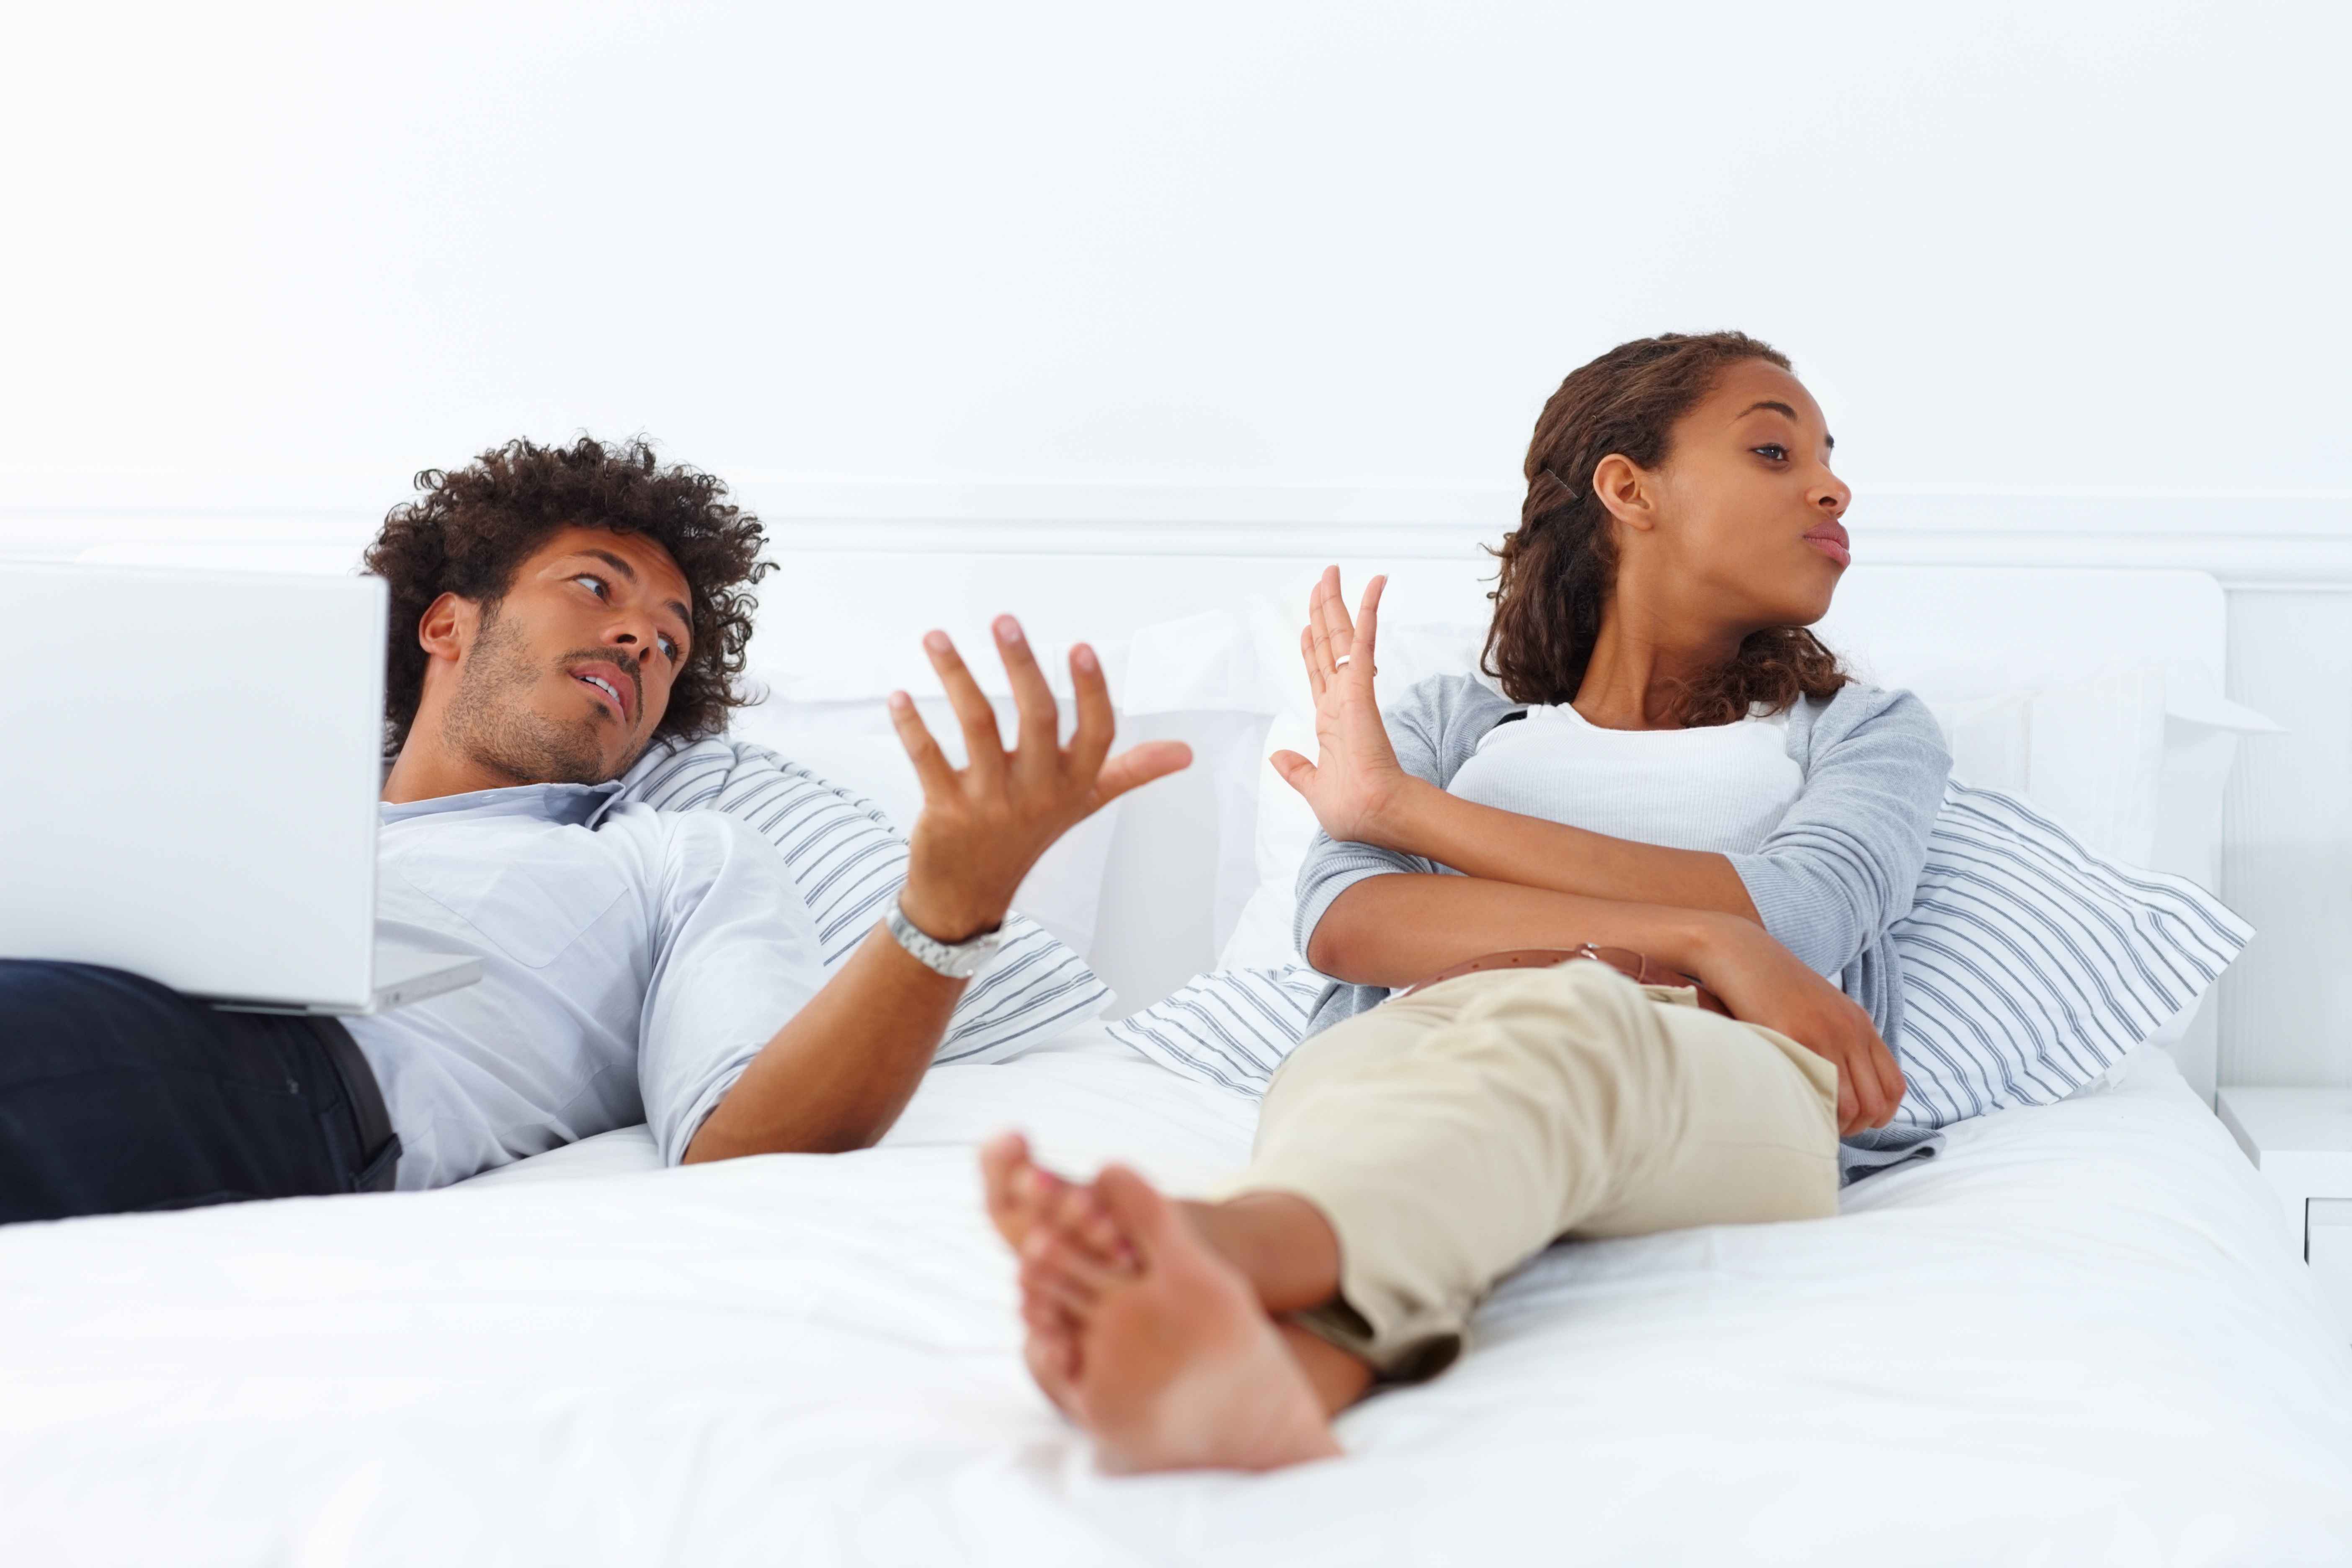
379, 779, 626, 829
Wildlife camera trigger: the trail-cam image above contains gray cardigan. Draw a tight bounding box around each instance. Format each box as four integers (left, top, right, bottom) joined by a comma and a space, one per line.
1291, 674, 1954, 1184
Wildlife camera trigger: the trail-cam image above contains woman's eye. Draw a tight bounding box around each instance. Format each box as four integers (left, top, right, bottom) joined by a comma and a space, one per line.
1753, 444, 1788, 462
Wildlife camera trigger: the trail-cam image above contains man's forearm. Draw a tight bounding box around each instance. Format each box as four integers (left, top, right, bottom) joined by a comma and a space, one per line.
1305, 873, 1730, 990
682, 925, 966, 1163
1378, 779, 1762, 923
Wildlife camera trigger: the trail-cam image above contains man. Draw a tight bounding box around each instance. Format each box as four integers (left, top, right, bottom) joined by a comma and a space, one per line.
0, 436, 1187, 1220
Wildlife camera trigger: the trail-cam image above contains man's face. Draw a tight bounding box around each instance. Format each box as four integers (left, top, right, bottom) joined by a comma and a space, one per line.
438, 525, 695, 787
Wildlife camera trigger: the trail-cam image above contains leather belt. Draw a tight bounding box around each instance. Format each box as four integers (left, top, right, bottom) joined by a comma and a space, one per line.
1395, 945, 1732, 1017
307, 1017, 402, 1192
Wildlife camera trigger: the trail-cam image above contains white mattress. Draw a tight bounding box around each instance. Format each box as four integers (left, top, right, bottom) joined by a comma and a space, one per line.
5, 1027, 2349, 1565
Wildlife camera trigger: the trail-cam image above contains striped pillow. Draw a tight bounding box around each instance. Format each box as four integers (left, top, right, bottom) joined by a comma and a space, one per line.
1886, 781, 2251, 1127
1106, 965, 1328, 1095
619, 738, 1110, 1065
1106, 783, 2250, 1132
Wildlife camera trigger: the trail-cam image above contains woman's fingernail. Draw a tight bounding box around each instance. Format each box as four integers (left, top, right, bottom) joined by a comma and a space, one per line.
1073, 644, 1098, 673
924, 630, 950, 654
888, 690, 912, 713
995, 615, 1024, 646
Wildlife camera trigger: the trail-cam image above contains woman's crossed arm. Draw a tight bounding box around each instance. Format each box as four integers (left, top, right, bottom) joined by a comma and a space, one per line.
1274, 569, 1761, 922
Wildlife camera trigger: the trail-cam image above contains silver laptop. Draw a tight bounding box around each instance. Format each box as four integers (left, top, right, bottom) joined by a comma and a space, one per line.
0, 562, 479, 1014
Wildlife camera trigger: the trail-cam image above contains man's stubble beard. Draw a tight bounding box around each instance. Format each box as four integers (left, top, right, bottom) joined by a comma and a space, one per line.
441, 608, 638, 787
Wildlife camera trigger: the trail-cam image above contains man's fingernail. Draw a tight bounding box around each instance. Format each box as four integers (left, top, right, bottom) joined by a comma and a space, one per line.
887, 690, 911, 712
1073, 644, 1097, 672
995, 615, 1023, 646
924, 630, 950, 653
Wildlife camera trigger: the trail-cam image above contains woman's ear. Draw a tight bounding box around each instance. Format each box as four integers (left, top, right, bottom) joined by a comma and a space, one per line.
1591, 454, 1659, 534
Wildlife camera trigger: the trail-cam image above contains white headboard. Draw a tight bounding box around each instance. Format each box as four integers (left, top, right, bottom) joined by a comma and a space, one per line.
741, 542, 2226, 698
731, 533, 2232, 1096
77, 531, 2239, 1100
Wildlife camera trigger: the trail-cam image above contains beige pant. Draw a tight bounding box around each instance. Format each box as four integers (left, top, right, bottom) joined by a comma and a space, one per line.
1235, 959, 1842, 1381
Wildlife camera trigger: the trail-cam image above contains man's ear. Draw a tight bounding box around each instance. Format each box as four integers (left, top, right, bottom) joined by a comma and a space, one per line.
1590, 454, 1659, 534
416, 592, 478, 666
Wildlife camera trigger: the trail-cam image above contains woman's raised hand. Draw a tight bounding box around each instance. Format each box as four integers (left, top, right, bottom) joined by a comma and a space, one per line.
887, 616, 1192, 944
1269, 567, 1421, 849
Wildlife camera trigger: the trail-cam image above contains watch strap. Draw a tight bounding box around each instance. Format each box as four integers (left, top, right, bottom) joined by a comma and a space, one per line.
885, 899, 1005, 978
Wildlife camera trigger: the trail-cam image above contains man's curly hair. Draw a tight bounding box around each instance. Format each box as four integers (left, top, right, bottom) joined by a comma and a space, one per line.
363, 436, 772, 756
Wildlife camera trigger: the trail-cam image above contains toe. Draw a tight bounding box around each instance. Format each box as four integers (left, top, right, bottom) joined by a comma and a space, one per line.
1026, 1225, 1124, 1290
1021, 1287, 1072, 1333
1081, 1204, 1135, 1269
1052, 1183, 1130, 1269
1022, 1255, 1101, 1316
1093, 1164, 1181, 1259
1025, 1322, 1081, 1412
980, 1131, 1034, 1237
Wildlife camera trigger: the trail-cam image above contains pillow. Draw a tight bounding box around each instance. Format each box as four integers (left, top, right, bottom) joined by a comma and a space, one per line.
728, 608, 1274, 974
1885, 780, 2251, 1127
617, 738, 1109, 1064
1119, 779, 2254, 1126
1217, 594, 1491, 971
724, 694, 1123, 962
1924, 669, 2168, 867
1104, 965, 1328, 1095
1220, 633, 2258, 973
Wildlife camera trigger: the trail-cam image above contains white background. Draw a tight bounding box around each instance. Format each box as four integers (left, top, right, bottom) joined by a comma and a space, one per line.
2, 0, 2346, 508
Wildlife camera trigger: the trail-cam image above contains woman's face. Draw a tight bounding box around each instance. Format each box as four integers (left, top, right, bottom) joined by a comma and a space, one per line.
1638, 359, 1852, 630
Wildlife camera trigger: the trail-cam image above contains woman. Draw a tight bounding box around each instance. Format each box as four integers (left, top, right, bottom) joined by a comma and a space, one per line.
978, 331, 1952, 1473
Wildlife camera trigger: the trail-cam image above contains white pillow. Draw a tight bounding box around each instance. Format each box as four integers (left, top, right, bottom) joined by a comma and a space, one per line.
731, 607, 1273, 975
1218, 619, 2256, 975
1217, 593, 1491, 971
617, 738, 1110, 1064
726, 693, 1122, 962
1915, 667, 2171, 868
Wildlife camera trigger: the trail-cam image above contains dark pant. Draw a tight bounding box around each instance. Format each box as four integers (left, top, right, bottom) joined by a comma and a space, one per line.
0, 961, 401, 1225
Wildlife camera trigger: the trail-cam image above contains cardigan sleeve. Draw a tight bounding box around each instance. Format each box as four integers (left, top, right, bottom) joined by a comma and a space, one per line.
1290, 675, 1500, 962
1724, 687, 1951, 977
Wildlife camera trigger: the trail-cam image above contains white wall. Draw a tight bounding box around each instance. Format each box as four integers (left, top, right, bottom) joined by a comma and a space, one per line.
3, 0, 2347, 513
5, 1, 2351, 1084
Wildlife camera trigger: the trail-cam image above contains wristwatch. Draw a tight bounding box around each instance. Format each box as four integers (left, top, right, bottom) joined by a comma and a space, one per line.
885, 897, 1006, 978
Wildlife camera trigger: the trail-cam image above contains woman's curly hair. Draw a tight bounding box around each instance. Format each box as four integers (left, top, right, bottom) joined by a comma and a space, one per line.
363, 436, 772, 756
1483, 331, 1849, 727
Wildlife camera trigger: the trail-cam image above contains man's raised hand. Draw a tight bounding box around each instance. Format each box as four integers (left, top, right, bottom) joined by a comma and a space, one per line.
887, 616, 1191, 945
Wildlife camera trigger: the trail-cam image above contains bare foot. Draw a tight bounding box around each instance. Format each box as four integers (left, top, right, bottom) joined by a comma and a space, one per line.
1019, 1284, 1083, 1415
979, 1131, 1129, 1261
1031, 1163, 1341, 1473
981, 1132, 1132, 1416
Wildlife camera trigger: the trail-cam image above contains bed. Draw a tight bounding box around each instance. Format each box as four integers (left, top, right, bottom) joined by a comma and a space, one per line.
13, 545, 2347, 1561
3, 1025, 2348, 1563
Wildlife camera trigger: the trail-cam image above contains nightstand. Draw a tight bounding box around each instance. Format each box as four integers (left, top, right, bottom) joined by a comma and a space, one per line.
2217, 1087, 2352, 1345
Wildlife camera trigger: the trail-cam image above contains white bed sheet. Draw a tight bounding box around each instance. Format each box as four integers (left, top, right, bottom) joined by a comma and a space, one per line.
4, 1025, 2349, 1566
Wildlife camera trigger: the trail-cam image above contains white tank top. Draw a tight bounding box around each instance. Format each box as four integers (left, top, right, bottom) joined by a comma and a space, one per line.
1445, 702, 1803, 856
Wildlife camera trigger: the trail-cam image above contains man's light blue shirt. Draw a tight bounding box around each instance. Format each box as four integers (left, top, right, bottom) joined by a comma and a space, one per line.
343, 780, 827, 1189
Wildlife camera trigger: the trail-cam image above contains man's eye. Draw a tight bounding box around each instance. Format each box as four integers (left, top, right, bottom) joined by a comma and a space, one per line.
660, 635, 679, 660
573, 573, 608, 596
